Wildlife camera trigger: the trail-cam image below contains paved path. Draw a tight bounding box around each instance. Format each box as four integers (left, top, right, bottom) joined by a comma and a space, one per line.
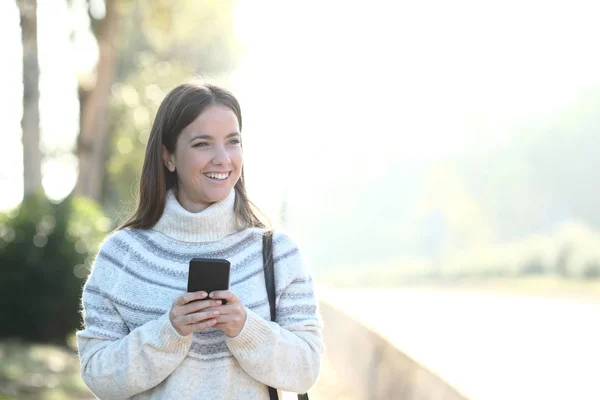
281, 356, 356, 400
317, 287, 600, 400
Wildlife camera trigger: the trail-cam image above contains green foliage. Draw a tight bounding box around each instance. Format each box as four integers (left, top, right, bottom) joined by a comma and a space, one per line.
104, 55, 194, 222
0, 339, 92, 399
0, 194, 109, 344
138, 0, 241, 72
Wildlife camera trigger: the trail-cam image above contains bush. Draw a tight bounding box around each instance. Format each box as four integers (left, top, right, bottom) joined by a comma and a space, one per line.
0, 193, 109, 344
583, 261, 600, 279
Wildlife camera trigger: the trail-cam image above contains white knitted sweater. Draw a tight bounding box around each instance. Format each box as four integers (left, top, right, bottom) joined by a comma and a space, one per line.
76, 189, 324, 399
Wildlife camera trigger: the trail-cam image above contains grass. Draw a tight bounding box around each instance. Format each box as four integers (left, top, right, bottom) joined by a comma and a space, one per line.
0, 338, 93, 400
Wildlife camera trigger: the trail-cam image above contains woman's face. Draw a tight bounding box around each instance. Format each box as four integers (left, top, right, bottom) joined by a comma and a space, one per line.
162, 105, 243, 212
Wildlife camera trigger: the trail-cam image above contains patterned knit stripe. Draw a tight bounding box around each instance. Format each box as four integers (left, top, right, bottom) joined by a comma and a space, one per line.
268, 232, 321, 329
290, 276, 312, 285
277, 305, 317, 318
228, 246, 298, 280
107, 232, 298, 282
85, 285, 172, 337
279, 291, 314, 301
85, 285, 166, 316
98, 239, 299, 294
97, 250, 184, 291
95, 230, 130, 259
82, 288, 132, 338
84, 289, 246, 346
82, 299, 315, 356
193, 329, 225, 340
246, 297, 269, 310
277, 303, 320, 326
83, 289, 271, 337
85, 328, 121, 340
187, 353, 234, 363
84, 314, 233, 363
85, 303, 120, 317
130, 229, 293, 270
90, 231, 310, 313
109, 238, 184, 279
83, 267, 274, 341
85, 315, 129, 336
116, 236, 265, 278
127, 229, 272, 263
83, 285, 165, 339
190, 340, 228, 356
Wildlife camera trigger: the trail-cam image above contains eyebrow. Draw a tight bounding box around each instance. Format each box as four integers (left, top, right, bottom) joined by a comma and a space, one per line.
189, 132, 240, 142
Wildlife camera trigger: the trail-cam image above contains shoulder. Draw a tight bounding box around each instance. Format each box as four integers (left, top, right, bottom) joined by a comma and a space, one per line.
89, 229, 139, 276
96, 228, 136, 257
83, 230, 133, 292
236, 227, 300, 251
271, 230, 304, 255
270, 230, 313, 282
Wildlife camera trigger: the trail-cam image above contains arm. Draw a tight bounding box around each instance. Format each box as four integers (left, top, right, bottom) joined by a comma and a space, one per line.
76, 233, 193, 399
225, 233, 324, 393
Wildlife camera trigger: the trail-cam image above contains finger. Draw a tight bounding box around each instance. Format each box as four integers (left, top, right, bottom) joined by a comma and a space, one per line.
180, 299, 222, 316
210, 303, 239, 316
209, 290, 239, 303
173, 291, 208, 307
182, 309, 220, 326
187, 318, 218, 333
214, 314, 237, 324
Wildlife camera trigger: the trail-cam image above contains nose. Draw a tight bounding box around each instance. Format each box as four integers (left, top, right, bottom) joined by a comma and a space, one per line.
211, 144, 231, 165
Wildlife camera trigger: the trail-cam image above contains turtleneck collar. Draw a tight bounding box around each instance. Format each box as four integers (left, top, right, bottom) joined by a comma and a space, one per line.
151, 189, 240, 243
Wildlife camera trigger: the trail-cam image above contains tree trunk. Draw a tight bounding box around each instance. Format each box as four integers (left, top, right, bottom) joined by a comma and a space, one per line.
76, 0, 120, 202
18, 0, 42, 197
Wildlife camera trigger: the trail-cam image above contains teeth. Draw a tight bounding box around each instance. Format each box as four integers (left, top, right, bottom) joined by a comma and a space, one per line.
204, 173, 228, 180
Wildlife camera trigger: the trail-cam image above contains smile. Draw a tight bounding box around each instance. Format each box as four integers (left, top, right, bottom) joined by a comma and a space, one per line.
203, 172, 230, 181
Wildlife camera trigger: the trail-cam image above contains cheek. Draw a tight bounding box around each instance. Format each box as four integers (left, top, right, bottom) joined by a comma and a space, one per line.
231, 149, 243, 170
184, 151, 209, 168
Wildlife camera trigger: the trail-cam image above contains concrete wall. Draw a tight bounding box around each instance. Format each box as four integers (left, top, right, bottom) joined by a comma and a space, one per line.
320, 300, 468, 400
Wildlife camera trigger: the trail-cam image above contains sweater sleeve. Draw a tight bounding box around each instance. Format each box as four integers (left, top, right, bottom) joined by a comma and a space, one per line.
76, 232, 193, 399
225, 232, 325, 393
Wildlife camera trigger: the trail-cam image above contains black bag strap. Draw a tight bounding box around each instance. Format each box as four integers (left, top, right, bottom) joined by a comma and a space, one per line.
263, 230, 277, 323
262, 231, 309, 400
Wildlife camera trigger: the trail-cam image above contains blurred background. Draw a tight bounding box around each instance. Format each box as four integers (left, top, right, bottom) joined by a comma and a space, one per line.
1, 0, 599, 399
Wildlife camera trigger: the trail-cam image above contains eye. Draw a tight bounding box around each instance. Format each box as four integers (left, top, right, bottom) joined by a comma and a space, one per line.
229, 138, 241, 145
192, 142, 209, 148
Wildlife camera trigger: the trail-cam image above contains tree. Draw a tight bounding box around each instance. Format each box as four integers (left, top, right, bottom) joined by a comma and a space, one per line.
75, 0, 122, 202
17, 0, 42, 196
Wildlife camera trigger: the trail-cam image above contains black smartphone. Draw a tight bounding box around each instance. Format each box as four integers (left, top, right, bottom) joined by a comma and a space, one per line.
187, 258, 231, 303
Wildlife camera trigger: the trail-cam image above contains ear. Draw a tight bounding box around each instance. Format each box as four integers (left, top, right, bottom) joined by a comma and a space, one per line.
161, 145, 176, 172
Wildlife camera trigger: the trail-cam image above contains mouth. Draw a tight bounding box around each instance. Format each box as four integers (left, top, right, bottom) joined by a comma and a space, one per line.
203, 172, 231, 182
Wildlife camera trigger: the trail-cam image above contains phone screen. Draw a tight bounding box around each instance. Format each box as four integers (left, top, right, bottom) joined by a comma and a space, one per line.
187, 258, 231, 301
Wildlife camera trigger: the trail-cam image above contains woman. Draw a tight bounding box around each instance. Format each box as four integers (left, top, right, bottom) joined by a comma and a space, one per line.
77, 82, 324, 399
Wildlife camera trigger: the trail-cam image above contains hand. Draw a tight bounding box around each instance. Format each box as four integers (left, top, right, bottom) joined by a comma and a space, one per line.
169, 291, 223, 336
209, 290, 247, 338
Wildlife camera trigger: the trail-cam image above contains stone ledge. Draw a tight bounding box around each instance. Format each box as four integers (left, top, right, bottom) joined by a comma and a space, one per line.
320, 300, 467, 400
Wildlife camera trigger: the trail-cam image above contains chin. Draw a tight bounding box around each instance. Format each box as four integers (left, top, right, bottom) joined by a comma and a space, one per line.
203, 189, 232, 203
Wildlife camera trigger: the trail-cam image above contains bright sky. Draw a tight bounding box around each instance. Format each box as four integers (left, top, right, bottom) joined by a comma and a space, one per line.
232, 0, 600, 217
2, 0, 600, 212
1, 0, 89, 211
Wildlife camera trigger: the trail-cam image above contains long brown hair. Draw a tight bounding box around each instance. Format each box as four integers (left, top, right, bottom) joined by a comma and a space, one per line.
119, 82, 267, 231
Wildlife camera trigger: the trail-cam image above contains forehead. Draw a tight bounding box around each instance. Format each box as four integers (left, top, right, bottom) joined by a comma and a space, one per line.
181, 105, 240, 138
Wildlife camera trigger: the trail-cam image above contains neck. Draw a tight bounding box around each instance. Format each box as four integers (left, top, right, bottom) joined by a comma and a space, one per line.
152, 189, 240, 243
174, 188, 212, 214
